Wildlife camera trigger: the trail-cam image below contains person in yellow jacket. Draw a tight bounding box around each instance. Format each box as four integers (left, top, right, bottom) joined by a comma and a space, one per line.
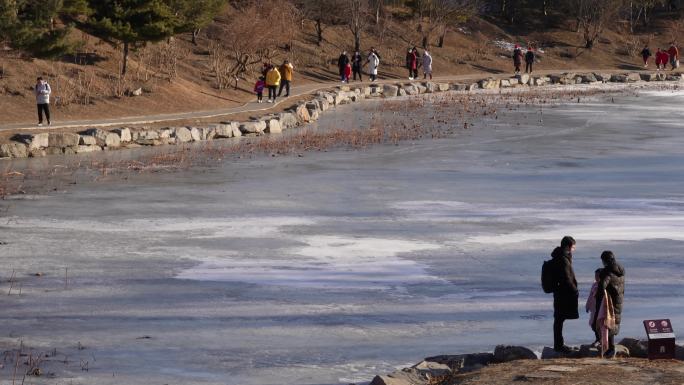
278, 59, 294, 98
265, 65, 281, 103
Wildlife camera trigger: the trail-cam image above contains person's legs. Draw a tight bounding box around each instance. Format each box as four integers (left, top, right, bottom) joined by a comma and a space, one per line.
278, 82, 285, 97
553, 317, 565, 350
44, 103, 50, 124
37, 104, 43, 124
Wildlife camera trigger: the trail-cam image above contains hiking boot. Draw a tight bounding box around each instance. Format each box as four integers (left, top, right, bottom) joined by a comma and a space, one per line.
38, 123, 43, 127
603, 347, 616, 358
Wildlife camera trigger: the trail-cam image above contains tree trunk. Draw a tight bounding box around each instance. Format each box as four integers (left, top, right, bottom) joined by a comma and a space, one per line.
422, 35, 428, 49
192, 28, 200, 45
316, 19, 323, 45
122, 41, 129, 76
354, 32, 360, 52
585, 38, 594, 49
438, 31, 446, 48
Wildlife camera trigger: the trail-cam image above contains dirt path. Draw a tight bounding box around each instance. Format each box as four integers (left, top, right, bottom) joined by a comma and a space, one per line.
0, 69, 636, 134
445, 358, 684, 385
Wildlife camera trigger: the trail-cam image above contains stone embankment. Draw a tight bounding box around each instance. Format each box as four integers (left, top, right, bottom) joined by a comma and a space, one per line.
367, 338, 684, 385
1, 71, 682, 159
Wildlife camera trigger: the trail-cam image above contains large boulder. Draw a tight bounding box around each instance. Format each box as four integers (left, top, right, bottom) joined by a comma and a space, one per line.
265, 119, 282, 134
516, 73, 530, 85
82, 128, 121, 148
132, 130, 160, 141
383, 84, 399, 97
197, 126, 216, 141
0, 142, 28, 158
610, 74, 628, 83
188, 127, 201, 142
478, 78, 499, 89
412, 360, 451, 378
212, 123, 237, 139
541, 347, 581, 359
112, 127, 132, 143
493, 345, 537, 362
500, 79, 512, 88
581, 73, 598, 83
640, 73, 657, 82
626, 73, 642, 82
424, 353, 494, 373
278, 112, 299, 130
369, 368, 428, 385
451, 84, 468, 91
423, 82, 436, 93
25, 133, 49, 151
619, 338, 648, 358
437, 83, 451, 92
48, 133, 80, 148
295, 104, 311, 123
403, 84, 420, 95
239, 121, 266, 134
466, 83, 479, 91
593, 73, 611, 82
173, 126, 193, 142
79, 135, 97, 146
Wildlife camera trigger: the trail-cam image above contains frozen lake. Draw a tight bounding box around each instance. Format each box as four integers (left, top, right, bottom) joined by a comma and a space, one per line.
1, 87, 684, 384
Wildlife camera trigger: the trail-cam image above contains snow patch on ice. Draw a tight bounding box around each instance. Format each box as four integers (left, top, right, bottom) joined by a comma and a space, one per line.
177, 235, 444, 289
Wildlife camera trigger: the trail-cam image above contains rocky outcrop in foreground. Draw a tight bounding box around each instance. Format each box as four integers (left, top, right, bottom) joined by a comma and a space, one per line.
2, 71, 684, 160
367, 339, 684, 385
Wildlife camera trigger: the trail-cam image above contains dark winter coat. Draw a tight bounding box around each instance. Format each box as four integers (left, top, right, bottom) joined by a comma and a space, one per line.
525, 50, 535, 64
338, 54, 349, 71
551, 247, 579, 320
641, 48, 652, 58
352, 53, 362, 71
596, 259, 625, 329
513, 48, 523, 65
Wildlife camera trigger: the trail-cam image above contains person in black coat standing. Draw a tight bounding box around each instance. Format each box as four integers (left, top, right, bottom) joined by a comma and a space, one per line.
551, 236, 579, 353
595, 251, 625, 357
338, 51, 350, 82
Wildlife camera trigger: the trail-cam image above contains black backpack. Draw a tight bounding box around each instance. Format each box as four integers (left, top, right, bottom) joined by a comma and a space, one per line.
541, 259, 556, 293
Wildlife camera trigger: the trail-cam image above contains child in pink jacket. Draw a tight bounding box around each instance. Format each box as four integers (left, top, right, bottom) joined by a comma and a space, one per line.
254, 76, 266, 103
585, 269, 602, 347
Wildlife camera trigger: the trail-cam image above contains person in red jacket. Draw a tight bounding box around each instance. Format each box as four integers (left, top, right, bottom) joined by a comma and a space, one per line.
655, 48, 668, 71
668, 43, 679, 70
343, 62, 352, 83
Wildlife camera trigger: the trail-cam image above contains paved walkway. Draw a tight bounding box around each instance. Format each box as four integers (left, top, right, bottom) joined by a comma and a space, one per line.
0, 69, 632, 133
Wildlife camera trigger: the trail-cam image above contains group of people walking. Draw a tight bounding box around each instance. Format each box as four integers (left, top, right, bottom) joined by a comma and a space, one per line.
404, 47, 434, 80
545, 236, 625, 358
513, 44, 536, 74
337, 48, 382, 83
254, 60, 294, 104
641, 43, 679, 70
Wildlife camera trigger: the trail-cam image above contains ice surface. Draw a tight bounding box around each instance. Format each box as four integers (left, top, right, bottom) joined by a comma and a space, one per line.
1, 88, 684, 384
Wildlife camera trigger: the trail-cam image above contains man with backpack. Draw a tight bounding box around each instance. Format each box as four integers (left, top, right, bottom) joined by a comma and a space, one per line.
542, 236, 579, 353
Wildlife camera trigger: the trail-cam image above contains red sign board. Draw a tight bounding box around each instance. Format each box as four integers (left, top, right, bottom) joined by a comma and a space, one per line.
643, 319, 676, 359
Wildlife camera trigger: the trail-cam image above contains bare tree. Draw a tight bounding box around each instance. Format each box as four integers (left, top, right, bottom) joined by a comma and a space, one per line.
569, 0, 625, 48
297, 0, 342, 45
347, 0, 370, 52
413, 0, 480, 48
205, 0, 296, 89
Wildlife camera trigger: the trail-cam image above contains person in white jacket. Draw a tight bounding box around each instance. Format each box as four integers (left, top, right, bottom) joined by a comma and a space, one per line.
367, 49, 380, 82
34, 77, 51, 126
423, 50, 433, 80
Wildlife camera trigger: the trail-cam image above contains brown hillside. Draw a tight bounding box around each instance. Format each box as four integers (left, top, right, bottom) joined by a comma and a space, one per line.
1, 5, 682, 126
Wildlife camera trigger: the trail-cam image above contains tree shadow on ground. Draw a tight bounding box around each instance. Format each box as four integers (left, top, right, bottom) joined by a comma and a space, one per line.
469, 64, 506, 74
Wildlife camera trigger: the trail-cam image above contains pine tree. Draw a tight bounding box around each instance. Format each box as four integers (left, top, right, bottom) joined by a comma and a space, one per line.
88, 0, 178, 75
0, 0, 87, 58
168, 0, 224, 45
